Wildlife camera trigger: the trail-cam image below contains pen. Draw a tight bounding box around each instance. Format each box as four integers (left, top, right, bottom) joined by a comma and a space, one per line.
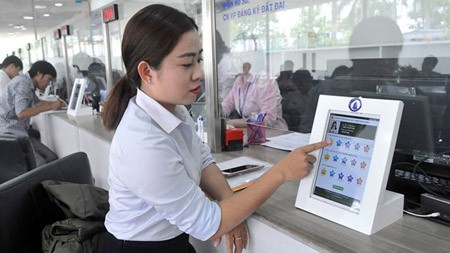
197, 115, 205, 143
258, 113, 266, 123
57, 97, 68, 107
256, 113, 263, 122
248, 113, 266, 144
255, 113, 266, 139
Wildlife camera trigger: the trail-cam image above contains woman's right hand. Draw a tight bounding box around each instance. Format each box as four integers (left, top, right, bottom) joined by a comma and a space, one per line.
275, 140, 330, 182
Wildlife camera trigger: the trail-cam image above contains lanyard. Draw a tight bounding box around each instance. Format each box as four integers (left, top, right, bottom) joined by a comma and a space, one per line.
238, 80, 252, 117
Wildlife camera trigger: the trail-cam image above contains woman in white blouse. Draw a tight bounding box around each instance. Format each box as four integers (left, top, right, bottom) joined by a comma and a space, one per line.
100, 4, 329, 253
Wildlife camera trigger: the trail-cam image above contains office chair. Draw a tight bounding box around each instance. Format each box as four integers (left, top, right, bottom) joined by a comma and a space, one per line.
0, 134, 37, 184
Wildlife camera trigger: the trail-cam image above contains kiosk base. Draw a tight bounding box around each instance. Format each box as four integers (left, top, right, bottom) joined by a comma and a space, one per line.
67, 105, 92, 117
368, 190, 404, 234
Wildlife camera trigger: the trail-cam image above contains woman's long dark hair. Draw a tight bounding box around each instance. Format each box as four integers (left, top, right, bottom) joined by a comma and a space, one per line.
102, 4, 198, 130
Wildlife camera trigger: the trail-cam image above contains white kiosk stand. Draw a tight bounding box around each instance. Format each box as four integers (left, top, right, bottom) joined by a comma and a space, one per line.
295, 95, 404, 235
67, 78, 92, 117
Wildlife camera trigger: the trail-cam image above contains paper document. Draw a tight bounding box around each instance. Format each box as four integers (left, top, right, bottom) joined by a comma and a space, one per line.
262, 132, 311, 151
217, 156, 272, 192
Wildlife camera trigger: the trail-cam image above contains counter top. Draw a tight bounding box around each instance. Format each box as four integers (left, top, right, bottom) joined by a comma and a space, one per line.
49, 113, 450, 252
53, 113, 115, 143
213, 144, 450, 253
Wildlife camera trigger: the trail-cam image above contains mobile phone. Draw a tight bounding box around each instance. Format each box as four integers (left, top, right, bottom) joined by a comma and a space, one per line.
221, 164, 264, 176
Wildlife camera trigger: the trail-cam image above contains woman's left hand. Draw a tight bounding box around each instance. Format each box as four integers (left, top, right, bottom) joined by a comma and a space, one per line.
224, 222, 248, 253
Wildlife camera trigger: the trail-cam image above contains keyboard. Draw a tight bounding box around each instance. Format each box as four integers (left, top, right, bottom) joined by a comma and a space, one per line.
394, 169, 450, 191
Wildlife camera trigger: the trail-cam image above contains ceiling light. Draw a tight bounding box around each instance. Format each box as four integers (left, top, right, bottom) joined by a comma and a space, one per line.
35, 5, 47, 9
14, 26, 22, 29
55, 3, 63, 7
23, 16, 34, 20
43, 13, 50, 17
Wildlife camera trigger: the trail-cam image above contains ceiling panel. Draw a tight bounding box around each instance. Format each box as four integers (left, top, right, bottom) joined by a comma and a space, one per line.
0, 0, 89, 40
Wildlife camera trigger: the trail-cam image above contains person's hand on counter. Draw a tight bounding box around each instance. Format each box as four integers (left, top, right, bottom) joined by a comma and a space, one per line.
56, 97, 68, 108
51, 99, 65, 110
227, 118, 248, 128
213, 221, 248, 253
211, 140, 330, 245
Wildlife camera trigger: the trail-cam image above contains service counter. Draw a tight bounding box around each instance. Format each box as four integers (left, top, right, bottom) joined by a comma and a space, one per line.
32, 112, 113, 189
32, 112, 450, 253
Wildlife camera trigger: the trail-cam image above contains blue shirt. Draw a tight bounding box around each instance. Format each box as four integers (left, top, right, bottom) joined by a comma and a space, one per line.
0, 73, 38, 137
105, 89, 221, 241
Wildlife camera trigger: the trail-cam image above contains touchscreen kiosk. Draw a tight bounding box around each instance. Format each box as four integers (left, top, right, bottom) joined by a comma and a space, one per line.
295, 95, 404, 235
67, 78, 91, 117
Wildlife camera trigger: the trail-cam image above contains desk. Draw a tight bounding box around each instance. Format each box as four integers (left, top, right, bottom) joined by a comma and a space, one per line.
32, 112, 113, 189
192, 144, 450, 253
33, 113, 450, 252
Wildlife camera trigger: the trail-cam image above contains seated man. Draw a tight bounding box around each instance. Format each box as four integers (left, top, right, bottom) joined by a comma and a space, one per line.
280, 69, 314, 132
0, 61, 64, 166
420, 55, 442, 78
0, 55, 23, 95
299, 16, 403, 133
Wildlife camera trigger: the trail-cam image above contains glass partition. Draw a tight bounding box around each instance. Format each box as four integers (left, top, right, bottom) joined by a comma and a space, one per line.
214, 0, 450, 160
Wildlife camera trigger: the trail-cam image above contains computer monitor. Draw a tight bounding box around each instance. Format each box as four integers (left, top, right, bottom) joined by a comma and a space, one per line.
67, 78, 91, 117
95, 77, 107, 91
296, 95, 404, 235
351, 91, 435, 157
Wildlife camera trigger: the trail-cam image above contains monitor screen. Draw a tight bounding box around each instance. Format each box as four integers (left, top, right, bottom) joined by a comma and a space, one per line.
67, 78, 90, 117
95, 77, 107, 91
70, 83, 81, 110
351, 91, 435, 157
312, 111, 380, 214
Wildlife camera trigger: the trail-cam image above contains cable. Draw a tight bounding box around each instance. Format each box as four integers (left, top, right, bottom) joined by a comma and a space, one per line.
412, 162, 447, 197
412, 150, 450, 198
391, 161, 416, 168
403, 210, 441, 218
391, 161, 446, 196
